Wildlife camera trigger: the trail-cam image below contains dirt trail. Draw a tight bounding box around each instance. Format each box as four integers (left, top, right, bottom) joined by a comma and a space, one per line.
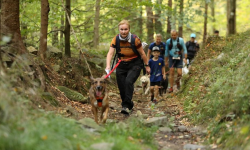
54, 83, 207, 150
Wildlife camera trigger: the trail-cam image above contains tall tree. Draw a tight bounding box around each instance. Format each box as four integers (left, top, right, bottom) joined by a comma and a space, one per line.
93, 0, 100, 49
211, 0, 215, 33
52, 27, 59, 47
178, 0, 184, 37
203, 2, 208, 44
60, 7, 64, 51
146, 3, 154, 43
227, 0, 236, 35
155, 0, 163, 35
1, 0, 26, 54
65, 0, 71, 57
166, 0, 172, 39
138, 0, 143, 40
39, 0, 49, 60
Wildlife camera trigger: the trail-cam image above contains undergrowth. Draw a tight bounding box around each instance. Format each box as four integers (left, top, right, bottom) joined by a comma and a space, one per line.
181, 31, 250, 149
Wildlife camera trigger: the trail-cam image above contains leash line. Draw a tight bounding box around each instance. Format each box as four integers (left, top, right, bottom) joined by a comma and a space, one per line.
104, 56, 138, 79
61, 0, 93, 77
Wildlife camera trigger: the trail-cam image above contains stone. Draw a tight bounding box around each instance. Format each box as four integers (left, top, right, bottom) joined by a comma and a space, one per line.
57, 86, 88, 103
52, 64, 60, 72
90, 142, 114, 150
144, 116, 168, 127
183, 144, 206, 150
27, 46, 38, 55
77, 118, 105, 132
178, 125, 188, 132
159, 127, 172, 133
46, 45, 62, 58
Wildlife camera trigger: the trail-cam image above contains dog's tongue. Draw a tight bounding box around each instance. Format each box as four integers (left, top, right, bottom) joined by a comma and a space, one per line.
96, 91, 102, 97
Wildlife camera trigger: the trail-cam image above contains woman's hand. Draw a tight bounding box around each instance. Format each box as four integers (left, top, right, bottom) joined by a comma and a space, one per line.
146, 66, 150, 75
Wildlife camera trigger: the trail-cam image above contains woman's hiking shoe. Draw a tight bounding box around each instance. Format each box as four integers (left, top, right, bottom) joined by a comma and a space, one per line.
121, 107, 131, 115
168, 87, 173, 93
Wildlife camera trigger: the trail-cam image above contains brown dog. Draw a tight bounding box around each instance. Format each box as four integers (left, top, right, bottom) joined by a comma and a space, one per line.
89, 75, 109, 124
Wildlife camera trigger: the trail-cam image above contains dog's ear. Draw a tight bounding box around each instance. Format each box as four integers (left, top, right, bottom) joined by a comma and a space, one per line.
90, 76, 95, 82
101, 74, 107, 79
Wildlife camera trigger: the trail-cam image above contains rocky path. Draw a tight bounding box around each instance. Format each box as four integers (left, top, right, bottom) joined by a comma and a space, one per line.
56, 84, 212, 150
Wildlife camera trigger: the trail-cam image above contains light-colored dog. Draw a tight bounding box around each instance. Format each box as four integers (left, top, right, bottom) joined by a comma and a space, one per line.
89, 75, 109, 124
140, 75, 150, 95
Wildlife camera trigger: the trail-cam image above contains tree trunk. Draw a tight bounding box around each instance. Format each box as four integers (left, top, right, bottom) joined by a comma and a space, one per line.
155, 0, 163, 36
146, 5, 154, 43
138, 0, 143, 40
65, 0, 71, 57
39, 0, 49, 60
227, 0, 236, 35
211, 0, 215, 33
60, 9, 64, 52
1, 0, 26, 54
93, 0, 101, 49
0, 0, 3, 69
52, 26, 58, 47
166, 0, 172, 39
178, 0, 184, 37
203, 2, 208, 44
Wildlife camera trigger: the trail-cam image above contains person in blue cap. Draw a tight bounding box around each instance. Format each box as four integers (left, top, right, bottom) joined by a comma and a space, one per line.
185, 33, 200, 67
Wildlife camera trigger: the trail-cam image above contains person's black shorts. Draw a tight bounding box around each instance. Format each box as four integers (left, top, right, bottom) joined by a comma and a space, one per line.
150, 81, 161, 86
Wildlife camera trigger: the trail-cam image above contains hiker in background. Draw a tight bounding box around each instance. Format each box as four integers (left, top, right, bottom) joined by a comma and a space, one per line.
214, 30, 219, 37
105, 20, 150, 115
148, 46, 166, 104
186, 33, 200, 68
147, 34, 166, 62
165, 30, 187, 93
206, 30, 220, 46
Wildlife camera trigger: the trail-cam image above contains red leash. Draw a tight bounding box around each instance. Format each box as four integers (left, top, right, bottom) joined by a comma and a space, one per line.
104, 56, 138, 79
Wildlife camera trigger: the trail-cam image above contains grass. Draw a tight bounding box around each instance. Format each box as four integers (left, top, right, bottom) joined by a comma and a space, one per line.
181, 31, 250, 149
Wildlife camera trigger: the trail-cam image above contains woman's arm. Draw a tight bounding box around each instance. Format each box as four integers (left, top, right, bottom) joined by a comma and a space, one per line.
105, 47, 115, 71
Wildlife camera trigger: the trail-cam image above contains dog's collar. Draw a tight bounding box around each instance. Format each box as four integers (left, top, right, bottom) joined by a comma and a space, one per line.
95, 96, 104, 107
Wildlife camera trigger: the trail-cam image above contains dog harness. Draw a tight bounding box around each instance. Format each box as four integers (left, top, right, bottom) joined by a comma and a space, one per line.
95, 96, 104, 107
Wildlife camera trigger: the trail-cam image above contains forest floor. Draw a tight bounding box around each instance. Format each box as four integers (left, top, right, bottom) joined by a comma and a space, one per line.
51, 75, 209, 150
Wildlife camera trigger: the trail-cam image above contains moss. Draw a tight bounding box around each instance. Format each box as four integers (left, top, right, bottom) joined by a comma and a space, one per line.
57, 86, 88, 103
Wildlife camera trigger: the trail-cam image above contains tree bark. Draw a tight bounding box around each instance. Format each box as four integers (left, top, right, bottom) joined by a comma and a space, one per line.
227, 0, 236, 35
60, 8, 64, 52
93, 0, 101, 49
211, 0, 215, 33
203, 2, 208, 44
155, 0, 163, 36
39, 0, 49, 60
146, 4, 154, 43
65, 0, 71, 57
138, 0, 143, 40
52, 26, 59, 47
178, 0, 184, 37
166, 0, 172, 39
1, 0, 26, 54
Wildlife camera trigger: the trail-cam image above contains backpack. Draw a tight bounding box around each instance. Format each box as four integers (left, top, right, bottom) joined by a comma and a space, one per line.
114, 34, 141, 58
111, 34, 146, 74
186, 41, 199, 51
168, 37, 182, 51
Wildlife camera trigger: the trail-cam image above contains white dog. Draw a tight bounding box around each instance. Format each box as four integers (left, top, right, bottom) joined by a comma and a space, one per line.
139, 75, 150, 95
182, 60, 189, 75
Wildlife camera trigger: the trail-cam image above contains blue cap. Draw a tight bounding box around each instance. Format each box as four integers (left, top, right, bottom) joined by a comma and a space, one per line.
190, 33, 196, 38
